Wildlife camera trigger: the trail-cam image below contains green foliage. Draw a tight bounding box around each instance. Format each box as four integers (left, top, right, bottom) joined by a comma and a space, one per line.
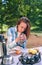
0, 0, 42, 33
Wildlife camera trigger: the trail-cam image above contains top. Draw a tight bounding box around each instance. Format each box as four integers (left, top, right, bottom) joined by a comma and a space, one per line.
6, 26, 27, 54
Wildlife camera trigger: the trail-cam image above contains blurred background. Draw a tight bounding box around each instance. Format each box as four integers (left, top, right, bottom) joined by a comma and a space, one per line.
0, 0, 42, 47
0, 0, 42, 33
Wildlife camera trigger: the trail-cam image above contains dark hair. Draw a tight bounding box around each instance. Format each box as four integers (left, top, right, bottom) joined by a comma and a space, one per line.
17, 17, 30, 39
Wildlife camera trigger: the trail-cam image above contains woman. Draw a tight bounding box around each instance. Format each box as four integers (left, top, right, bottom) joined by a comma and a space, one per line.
7, 17, 30, 54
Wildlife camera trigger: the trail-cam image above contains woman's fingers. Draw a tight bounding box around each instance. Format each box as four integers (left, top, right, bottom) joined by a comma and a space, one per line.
15, 37, 20, 43
20, 34, 26, 40
23, 34, 27, 40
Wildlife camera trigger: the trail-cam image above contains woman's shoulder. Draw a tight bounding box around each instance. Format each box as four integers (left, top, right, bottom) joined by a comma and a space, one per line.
8, 26, 17, 32
7, 26, 17, 35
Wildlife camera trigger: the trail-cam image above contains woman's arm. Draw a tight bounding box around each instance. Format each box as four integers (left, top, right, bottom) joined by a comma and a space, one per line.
23, 40, 27, 48
17, 34, 27, 48
7, 28, 21, 49
7, 28, 16, 48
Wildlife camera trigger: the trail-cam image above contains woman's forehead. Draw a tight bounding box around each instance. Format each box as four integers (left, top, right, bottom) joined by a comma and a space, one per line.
20, 21, 27, 25
20, 22, 27, 28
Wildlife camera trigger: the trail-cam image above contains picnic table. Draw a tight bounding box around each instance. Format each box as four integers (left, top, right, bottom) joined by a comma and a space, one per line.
0, 47, 42, 65
9, 47, 42, 65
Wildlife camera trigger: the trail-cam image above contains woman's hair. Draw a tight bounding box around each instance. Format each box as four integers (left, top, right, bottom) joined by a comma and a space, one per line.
17, 17, 31, 39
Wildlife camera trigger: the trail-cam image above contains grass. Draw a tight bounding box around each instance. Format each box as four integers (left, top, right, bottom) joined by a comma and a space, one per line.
31, 31, 42, 36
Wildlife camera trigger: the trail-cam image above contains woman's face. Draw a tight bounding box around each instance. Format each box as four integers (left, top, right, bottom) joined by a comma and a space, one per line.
18, 21, 27, 33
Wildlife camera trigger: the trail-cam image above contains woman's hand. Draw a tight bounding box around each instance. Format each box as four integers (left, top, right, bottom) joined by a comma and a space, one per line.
19, 34, 27, 44
23, 34, 27, 40
20, 34, 27, 40
15, 36, 20, 43
15, 34, 27, 43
